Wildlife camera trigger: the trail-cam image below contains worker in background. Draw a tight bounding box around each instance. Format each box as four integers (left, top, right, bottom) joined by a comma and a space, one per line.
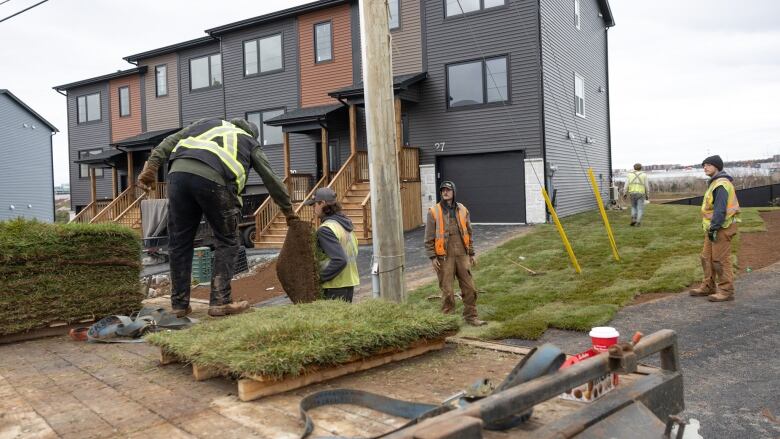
425, 181, 486, 326
689, 155, 741, 302
137, 118, 296, 317
305, 187, 359, 302
626, 163, 649, 226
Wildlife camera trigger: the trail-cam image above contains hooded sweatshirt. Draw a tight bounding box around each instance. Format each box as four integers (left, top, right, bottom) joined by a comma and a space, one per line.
317, 212, 356, 282
707, 170, 733, 231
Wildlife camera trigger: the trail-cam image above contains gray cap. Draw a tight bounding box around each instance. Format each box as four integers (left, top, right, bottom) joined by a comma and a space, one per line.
304, 187, 338, 206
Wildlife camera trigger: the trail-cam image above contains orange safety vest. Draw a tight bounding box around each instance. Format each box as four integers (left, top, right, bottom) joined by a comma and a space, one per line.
431, 203, 471, 256
701, 177, 740, 231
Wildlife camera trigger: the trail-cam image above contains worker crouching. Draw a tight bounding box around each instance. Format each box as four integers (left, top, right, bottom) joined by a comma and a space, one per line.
424, 181, 486, 326
306, 188, 359, 302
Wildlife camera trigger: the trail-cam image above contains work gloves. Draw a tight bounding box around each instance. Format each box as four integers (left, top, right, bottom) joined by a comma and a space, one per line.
137, 162, 158, 192
707, 229, 718, 242
285, 212, 300, 226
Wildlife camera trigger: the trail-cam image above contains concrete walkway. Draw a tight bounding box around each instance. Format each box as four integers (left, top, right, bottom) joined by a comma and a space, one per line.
505, 262, 780, 438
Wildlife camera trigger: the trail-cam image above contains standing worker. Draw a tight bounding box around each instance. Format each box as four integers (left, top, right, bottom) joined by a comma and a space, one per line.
305, 187, 359, 302
425, 181, 486, 326
137, 118, 296, 317
689, 155, 740, 302
626, 163, 649, 226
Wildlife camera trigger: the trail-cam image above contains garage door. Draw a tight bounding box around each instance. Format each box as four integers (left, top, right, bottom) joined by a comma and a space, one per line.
437, 151, 526, 223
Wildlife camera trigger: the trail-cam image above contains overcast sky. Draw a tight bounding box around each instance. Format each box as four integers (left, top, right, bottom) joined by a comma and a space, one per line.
1, 0, 778, 185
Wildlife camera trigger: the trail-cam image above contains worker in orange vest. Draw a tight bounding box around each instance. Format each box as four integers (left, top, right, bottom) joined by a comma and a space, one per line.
424, 181, 486, 326
689, 155, 741, 302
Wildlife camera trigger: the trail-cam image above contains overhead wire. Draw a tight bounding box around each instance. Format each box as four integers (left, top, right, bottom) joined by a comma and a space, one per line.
0, 0, 49, 24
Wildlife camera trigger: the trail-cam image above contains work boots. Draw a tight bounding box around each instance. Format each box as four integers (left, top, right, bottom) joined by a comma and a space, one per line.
688, 286, 713, 297
466, 318, 487, 327
707, 292, 734, 302
208, 301, 250, 317
172, 306, 192, 318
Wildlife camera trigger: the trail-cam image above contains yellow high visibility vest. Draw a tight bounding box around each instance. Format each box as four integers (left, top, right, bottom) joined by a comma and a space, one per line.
431, 203, 471, 257
627, 171, 647, 195
701, 178, 740, 231
171, 120, 252, 193
319, 219, 360, 289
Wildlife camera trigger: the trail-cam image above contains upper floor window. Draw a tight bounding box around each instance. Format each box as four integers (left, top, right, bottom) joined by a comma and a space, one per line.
118, 86, 130, 117
244, 34, 283, 76
574, 0, 581, 29
190, 53, 222, 90
247, 108, 285, 146
388, 0, 400, 29
574, 73, 585, 117
79, 149, 104, 178
445, 0, 504, 17
155, 64, 168, 97
76, 92, 101, 124
446, 56, 508, 108
314, 21, 333, 63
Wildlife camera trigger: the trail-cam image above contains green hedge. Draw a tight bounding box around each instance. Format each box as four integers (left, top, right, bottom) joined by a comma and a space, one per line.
0, 219, 143, 335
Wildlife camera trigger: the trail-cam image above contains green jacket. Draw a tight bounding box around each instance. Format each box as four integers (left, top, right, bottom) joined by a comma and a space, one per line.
147, 119, 293, 214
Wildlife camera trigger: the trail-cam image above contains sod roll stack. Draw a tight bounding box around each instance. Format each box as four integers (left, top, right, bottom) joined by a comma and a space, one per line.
0, 219, 143, 335
146, 299, 460, 379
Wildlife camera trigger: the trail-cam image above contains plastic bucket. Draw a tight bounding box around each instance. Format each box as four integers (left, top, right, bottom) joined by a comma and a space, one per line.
589, 327, 619, 352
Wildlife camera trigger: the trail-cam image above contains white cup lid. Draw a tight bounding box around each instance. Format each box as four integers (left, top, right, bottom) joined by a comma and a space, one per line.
589, 326, 620, 338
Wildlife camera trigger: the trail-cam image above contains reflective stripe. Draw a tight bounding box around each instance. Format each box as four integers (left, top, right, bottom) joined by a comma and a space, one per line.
627, 171, 647, 194
430, 203, 471, 257
701, 178, 741, 231
319, 220, 360, 289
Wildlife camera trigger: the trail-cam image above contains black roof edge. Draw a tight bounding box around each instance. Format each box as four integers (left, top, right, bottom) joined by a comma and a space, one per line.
328, 72, 427, 98
598, 0, 615, 27
53, 66, 148, 92
0, 89, 59, 132
123, 36, 216, 63
206, 0, 348, 35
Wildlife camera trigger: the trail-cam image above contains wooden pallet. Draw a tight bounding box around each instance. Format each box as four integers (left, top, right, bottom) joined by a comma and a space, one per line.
159, 337, 446, 401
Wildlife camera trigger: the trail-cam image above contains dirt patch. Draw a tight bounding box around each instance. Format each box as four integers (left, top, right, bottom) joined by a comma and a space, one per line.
629, 292, 675, 306
738, 210, 780, 272
191, 260, 285, 305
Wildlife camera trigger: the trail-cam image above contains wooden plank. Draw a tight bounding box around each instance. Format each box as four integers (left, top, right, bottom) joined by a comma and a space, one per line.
447, 337, 533, 356
0, 320, 95, 345
159, 349, 179, 366
237, 339, 446, 402
192, 363, 221, 381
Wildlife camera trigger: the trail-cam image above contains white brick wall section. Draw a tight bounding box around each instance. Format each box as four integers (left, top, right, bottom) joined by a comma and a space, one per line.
525, 158, 546, 224
420, 164, 436, 215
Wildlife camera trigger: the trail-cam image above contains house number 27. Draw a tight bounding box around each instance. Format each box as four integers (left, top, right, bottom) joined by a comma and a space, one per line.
434, 142, 446, 151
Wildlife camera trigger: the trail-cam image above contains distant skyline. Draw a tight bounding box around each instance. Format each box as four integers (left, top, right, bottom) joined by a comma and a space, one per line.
1, 0, 778, 184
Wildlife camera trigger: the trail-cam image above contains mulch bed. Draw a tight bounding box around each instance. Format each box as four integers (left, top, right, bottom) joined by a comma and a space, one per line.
191, 260, 285, 305
737, 210, 780, 272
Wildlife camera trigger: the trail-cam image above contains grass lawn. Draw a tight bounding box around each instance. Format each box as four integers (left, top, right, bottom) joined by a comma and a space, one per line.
409, 204, 768, 340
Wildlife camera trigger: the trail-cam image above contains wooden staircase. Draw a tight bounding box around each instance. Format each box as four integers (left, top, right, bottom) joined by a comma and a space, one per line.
71, 183, 167, 232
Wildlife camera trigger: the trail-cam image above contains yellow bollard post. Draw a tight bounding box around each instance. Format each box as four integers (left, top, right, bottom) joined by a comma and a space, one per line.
587, 168, 620, 261
542, 188, 582, 273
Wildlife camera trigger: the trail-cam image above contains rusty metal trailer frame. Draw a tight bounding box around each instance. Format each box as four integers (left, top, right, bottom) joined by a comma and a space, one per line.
385, 329, 684, 439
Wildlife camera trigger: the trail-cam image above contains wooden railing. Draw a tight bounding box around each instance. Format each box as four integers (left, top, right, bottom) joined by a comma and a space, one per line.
401, 182, 423, 230
399, 147, 420, 182
70, 200, 111, 224
253, 176, 288, 239
328, 154, 358, 203
90, 185, 146, 224
288, 174, 312, 203
356, 150, 369, 181
150, 182, 167, 200
296, 175, 328, 225
361, 192, 372, 239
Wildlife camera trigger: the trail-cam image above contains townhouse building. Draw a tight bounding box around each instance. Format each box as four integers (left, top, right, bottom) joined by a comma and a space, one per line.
54, 0, 614, 247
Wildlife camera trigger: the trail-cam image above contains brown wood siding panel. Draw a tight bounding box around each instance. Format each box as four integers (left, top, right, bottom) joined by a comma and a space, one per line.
140, 53, 180, 131
391, 0, 423, 75
298, 3, 353, 107
109, 75, 142, 143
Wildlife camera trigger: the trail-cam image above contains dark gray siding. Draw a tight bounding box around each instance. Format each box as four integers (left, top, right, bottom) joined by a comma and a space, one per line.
66, 83, 113, 209
289, 132, 318, 177
179, 42, 225, 125
0, 94, 54, 222
221, 17, 300, 188
541, 0, 611, 217
351, 1, 362, 84
410, 0, 543, 165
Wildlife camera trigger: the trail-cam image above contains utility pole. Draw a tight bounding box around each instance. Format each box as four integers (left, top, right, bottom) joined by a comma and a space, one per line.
360, 0, 406, 302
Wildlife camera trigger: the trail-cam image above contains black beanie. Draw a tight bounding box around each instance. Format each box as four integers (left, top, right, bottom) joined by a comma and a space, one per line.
702, 155, 723, 171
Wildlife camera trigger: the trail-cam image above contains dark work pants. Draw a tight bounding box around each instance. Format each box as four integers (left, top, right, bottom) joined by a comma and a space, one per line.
168, 172, 240, 309
323, 287, 354, 302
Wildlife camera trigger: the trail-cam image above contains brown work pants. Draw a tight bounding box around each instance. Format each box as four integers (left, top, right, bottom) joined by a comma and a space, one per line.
700, 224, 738, 296
436, 255, 478, 319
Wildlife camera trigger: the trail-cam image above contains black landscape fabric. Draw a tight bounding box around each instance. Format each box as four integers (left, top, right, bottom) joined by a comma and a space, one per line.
0, 220, 143, 335
276, 219, 321, 303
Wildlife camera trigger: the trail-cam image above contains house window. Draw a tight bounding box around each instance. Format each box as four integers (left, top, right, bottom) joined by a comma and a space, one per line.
244, 34, 283, 76
190, 53, 222, 90
388, 0, 400, 29
574, 73, 585, 117
76, 92, 101, 123
445, 0, 504, 17
246, 108, 285, 146
314, 21, 333, 63
574, 0, 581, 29
118, 86, 130, 117
446, 56, 509, 108
155, 65, 168, 97
78, 149, 104, 178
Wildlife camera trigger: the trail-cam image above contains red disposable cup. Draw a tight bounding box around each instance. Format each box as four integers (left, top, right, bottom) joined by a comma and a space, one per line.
589, 327, 619, 352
